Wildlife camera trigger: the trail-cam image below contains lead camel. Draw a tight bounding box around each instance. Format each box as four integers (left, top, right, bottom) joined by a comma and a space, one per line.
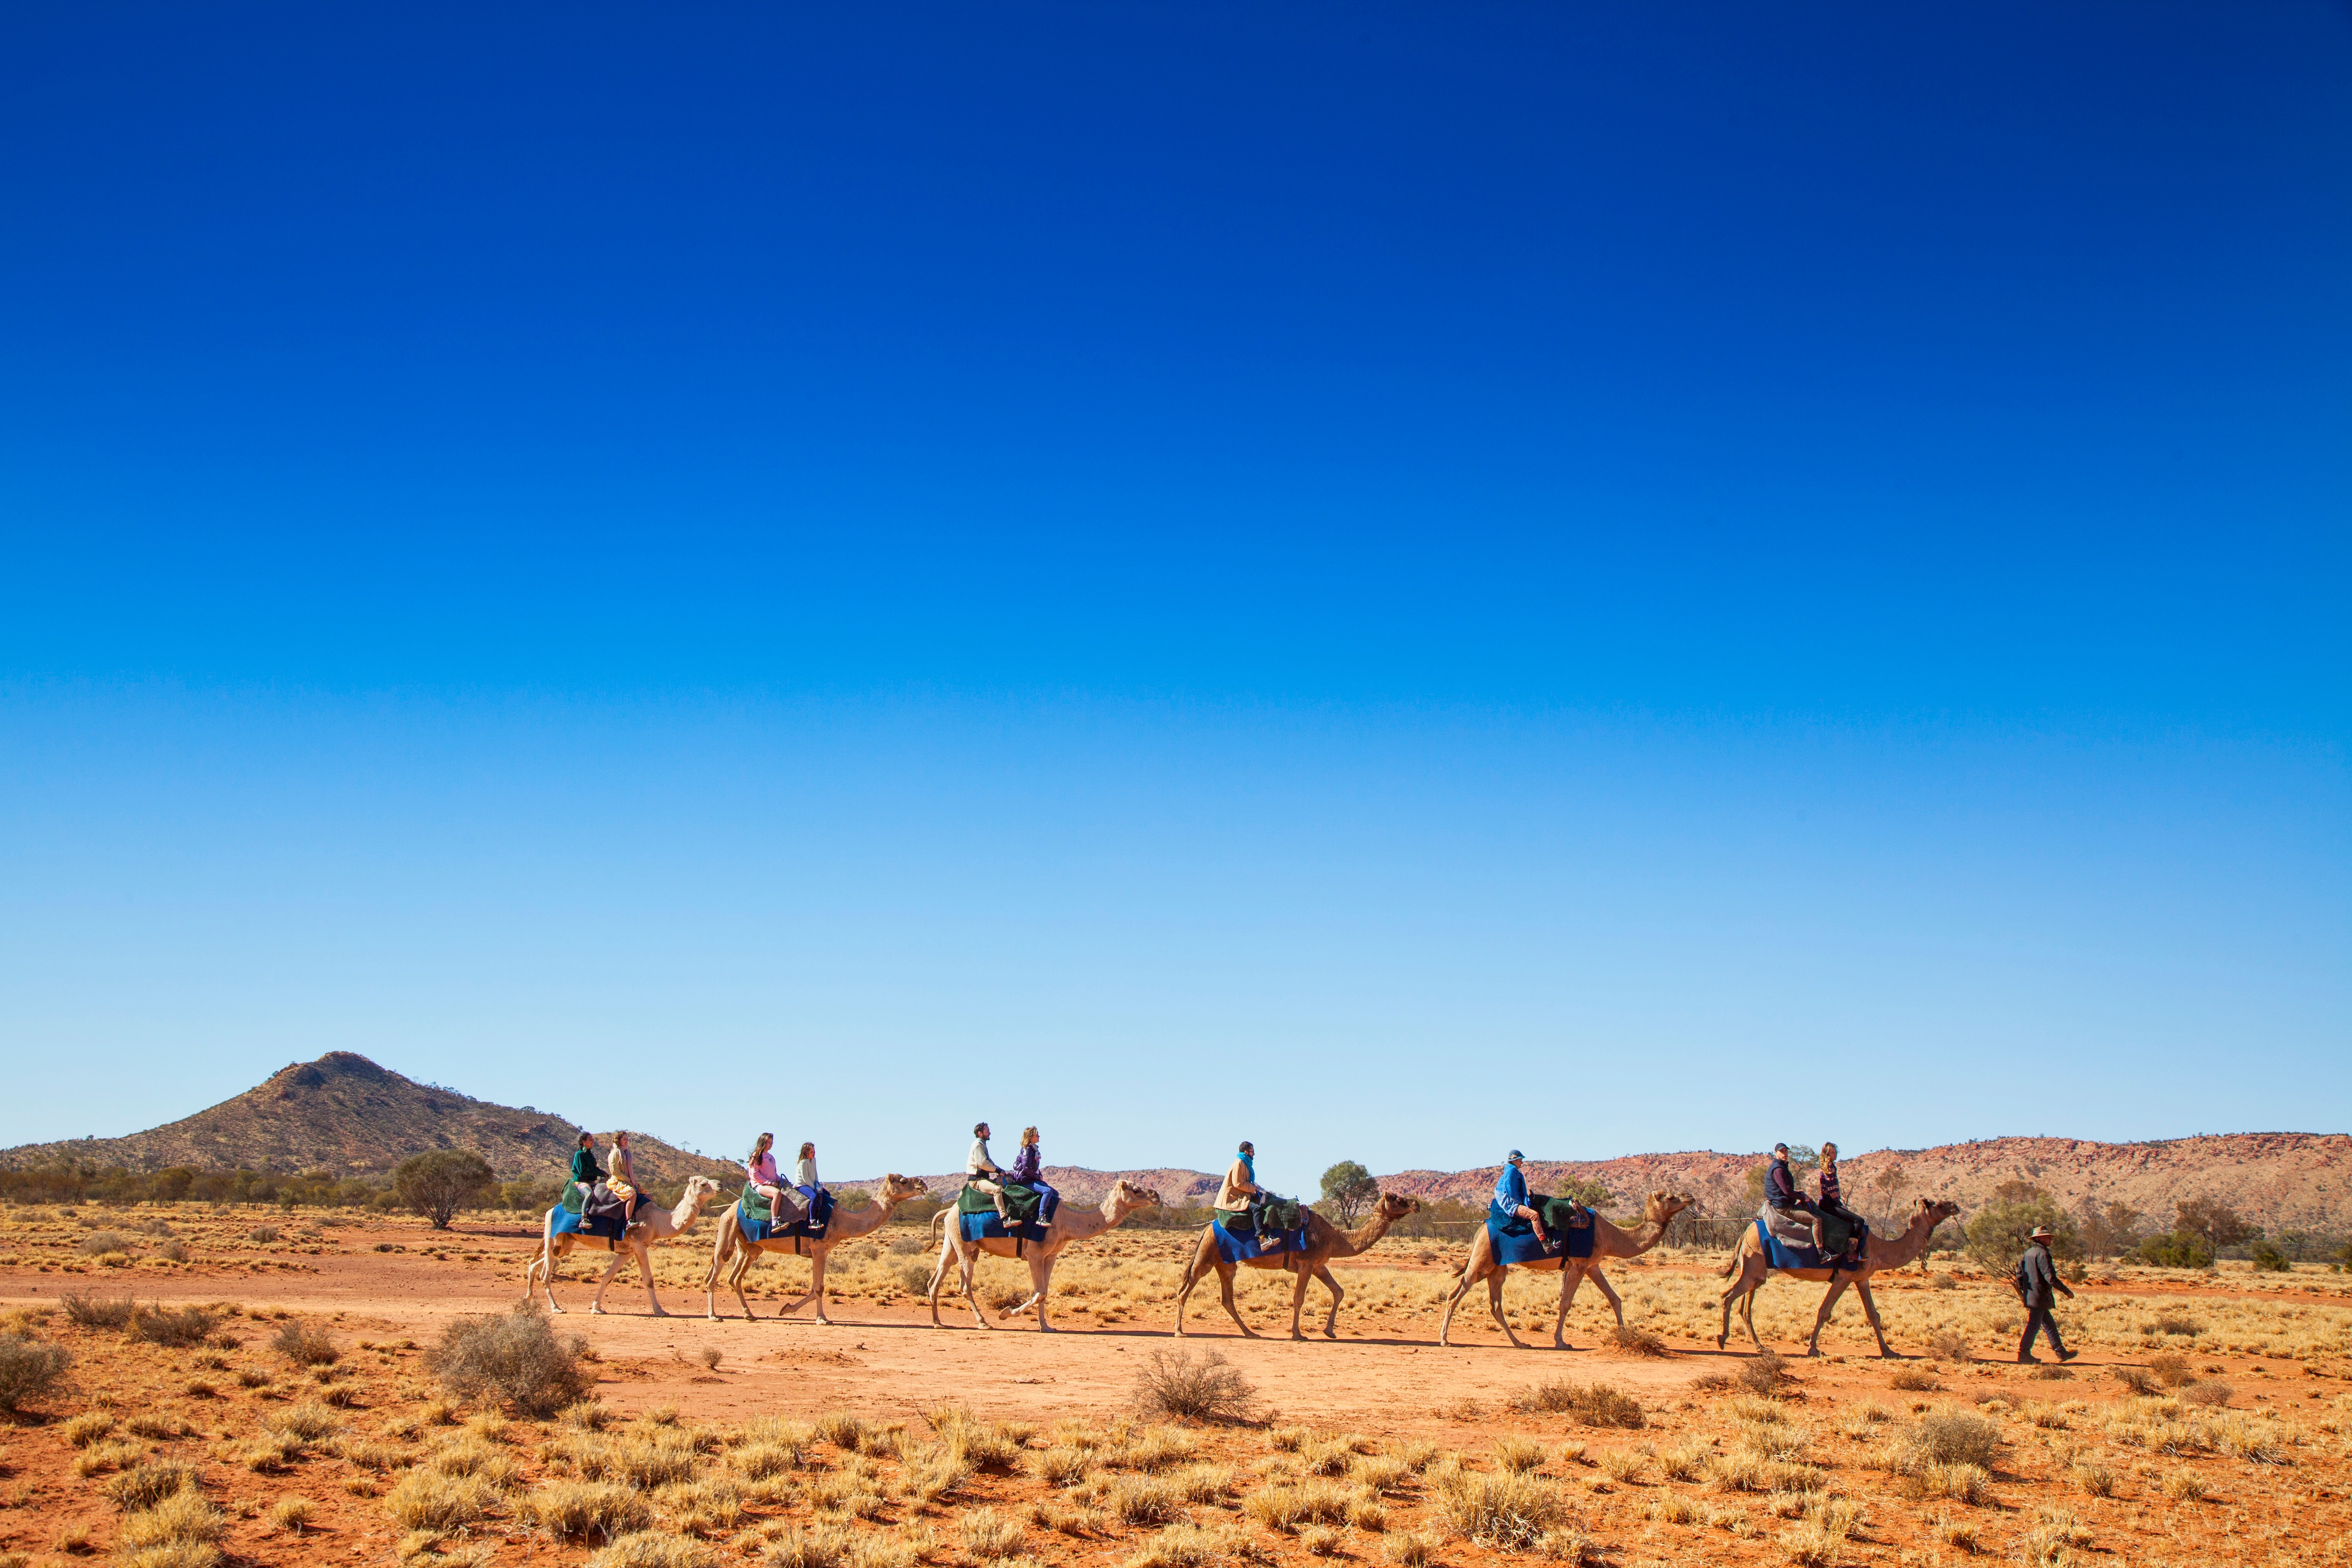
1717, 1196, 1963, 1358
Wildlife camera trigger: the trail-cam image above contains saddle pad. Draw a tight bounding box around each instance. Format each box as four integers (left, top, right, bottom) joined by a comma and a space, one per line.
1753, 1218, 1866, 1272
958, 1211, 1049, 1245
1211, 1221, 1310, 1264
1486, 1216, 1597, 1266
957, 1182, 1041, 1221
550, 1204, 625, 1245
740, 1182, 772, 1223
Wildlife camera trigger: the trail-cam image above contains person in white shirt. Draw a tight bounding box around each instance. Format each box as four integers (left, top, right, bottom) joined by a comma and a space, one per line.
794, 1141, 822, 1198
966, 1121, 1008, 1223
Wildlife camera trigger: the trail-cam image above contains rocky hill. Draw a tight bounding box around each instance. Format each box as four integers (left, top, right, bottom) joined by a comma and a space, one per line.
0, 1052, 737, 1192
7, 1057, 2343, 1235
1378, 1132, 2352, 1235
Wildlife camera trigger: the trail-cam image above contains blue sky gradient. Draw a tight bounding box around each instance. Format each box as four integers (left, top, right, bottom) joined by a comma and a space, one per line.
2, 4, 2346, 1194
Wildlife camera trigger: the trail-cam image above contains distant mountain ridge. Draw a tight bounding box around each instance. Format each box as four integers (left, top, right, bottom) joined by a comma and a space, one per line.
5, 1054, 2344, 1234
0, 1051, 737, 1192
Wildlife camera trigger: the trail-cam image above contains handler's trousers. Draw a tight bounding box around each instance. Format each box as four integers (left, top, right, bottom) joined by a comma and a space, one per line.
2017, 1304, 2068, 1360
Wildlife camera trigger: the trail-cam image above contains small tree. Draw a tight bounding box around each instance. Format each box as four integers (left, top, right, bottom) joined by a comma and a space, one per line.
1964, 1192, 2080, 1274
392, 1150, 499, 1231
1553, 1175, 1615, 1212
2077, 1201, 2145, 1260
1318, 1162, 1379, 1227
2173, 1198, 2253, 1251
1872, 1163, 1909, 1223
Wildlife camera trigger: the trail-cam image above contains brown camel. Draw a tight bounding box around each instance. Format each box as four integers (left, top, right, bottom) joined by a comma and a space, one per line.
701, 1174, 930, 1323
1172, 1191, 1421, 1341
923, 1179, 1162, 1330
522, 1176, 723, 1317
1716, 1196, 1963, 1357
1436, 1189, 1695, 1349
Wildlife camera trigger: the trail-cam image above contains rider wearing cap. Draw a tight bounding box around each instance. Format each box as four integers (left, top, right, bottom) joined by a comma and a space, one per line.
1495, 1150, 1553, 1248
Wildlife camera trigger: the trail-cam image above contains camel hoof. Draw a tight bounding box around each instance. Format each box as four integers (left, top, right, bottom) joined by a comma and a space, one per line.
1039, 1323, 1056, 1333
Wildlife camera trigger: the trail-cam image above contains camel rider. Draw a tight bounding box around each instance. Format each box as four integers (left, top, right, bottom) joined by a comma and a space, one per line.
1812, 1141, 1864, 1262
967, 1122, 1010, 1224
569, 1131, 603, 1202
2013, 1224, 2078, 1364
1008, 1126, 1059, 1224
1495, 1150, 1554, 1248
794, 1142, 826, 1207
1214, 1141, 1263, 1233
1764, 1143, 1808, 1219
748, 1133, 795, 1223
606, 1131, 639, 1209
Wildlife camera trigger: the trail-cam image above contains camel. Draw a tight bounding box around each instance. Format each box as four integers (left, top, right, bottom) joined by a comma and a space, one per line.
1172, 1191, 1421, 1341
701, 1174, 930, 1323
1716, 1196, 1963, 1358
923, 1179, 1162, 1331
522, 1176, 723, 1317
1436, 1189, 1695, 1349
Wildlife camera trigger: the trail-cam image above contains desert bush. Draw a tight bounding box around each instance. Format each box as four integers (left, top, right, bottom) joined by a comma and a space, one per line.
129, 1304, 219, 1348
1609, 1324, 1667, 1356
1888, 1368, 1939, 1392
248, 1226, 279, 1243
526, 1479, 653, 1540
63, 1412, 115, 1446
1903, 1410, 1999, 1470
1032, 1445, 1093, 1486
262, 1400, 342, 1441
116, 1489, 225, 1558
384, 1469, 499, 1530
2144, 1314, 2202, 1337
76, 1231, 137, 1256
959, 1507, 1024, 1561
1924, 1329, 1970, 1363
2180, 1380, 2232, 1408
2111, 1366, 2159, 1395
1128, 1520, 1261, 1568
156, 1240, 190, 1262
1509, 1377, 1644, 1427
426, 1304, 587, 1417
1431, 1467, 1567, 1549
2135, 1232, 2214, 1270
1112, 1475, 1184, 1525
107, 1460, 196, 1511
2161, 1469, 2205, 1502
2147, 1353, 2195, 1387
2249, 1240, 2290, 1273
1133, 1347, 1260, 1423
269, 1496, 316, 1535
1903, 1462, 1990, 1506
1493, 1435, 1545, 1473
589, 1533, 716, 1568
60, 1290, 137, 1329
1243, 1480, 1352, 1531
0, 1333, 70, 1414
2071, 1462, 2115, 1497
764, 1524, 854, 1568
1383, 1532, 1438, 1567
1966, 1196, 2079, 1273
270, 1318, 340, 1366
1740, 1350, 1790, 1397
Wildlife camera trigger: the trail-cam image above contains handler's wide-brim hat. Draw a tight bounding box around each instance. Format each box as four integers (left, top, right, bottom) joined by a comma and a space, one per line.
2029, 1226, 2056, 1240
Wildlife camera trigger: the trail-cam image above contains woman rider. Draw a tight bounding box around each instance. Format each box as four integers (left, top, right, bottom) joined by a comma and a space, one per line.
606, 1130, 639, 1215
1007, 1126, 1058, 1224
569, 1131, 603, 1202
1813, 1141, 1863, 1262
794, 1141, 825, 1208
748, 1132, 794, 1223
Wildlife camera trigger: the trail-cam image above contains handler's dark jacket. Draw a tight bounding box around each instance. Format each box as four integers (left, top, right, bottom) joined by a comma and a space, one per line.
2014, 1242, 2067, 1308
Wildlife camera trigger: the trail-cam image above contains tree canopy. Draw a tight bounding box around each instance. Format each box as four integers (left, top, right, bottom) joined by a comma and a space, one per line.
1318, 1161, 1379, 1227
392, 1149, 499, 1230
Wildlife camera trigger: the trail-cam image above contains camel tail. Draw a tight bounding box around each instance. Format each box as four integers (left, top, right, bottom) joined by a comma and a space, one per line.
1718, 1246, 1743, 1278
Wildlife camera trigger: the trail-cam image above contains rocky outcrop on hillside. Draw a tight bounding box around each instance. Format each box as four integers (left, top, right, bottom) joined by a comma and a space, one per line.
0, 1051, 735, 1191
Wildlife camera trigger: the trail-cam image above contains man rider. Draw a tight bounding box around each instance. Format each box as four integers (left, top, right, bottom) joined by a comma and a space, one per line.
1494, 1150, 1555, 1248
966, 1122, 1010, 1225
1214, 1141, 1263, 1233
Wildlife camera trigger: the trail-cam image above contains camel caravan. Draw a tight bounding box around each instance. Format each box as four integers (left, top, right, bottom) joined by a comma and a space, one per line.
522, 1130, 1969, 1358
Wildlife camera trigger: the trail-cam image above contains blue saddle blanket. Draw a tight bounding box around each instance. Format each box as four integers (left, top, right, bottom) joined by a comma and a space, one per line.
1211, 1219, 1311, 1263
959, 1211, 1049, 1245
1486, 1213, 1597, 1266
1754, 1218, 1866, 1272
740, 1198, 833, 1248
550, 1204, 627, 1244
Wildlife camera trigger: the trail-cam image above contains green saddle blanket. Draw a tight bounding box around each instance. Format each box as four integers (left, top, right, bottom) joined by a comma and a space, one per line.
1537, 1196, 1591, 1234
1818, 1210, 1865, 1254
740, 1182, 772, 1222
957, 1181, 1043, 1223
1218, 1196, 1303, 1234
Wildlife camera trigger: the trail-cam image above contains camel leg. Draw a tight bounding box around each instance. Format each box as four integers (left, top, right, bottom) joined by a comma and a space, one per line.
1312, 1264, 1343, 1339
925, 1238, 952, 1327
703, 1224, 736, 1321
807, 1250, 832, 1325
1741, 1284, 1767, 1351
588, 1243, 626, 1313
728, 1244, 763, 1321
1807, 1277, 1851, 1357
1284, 1260, 1314, 1340
1716, 1256, 1764, 1348
1486, 1268, 1526, 1349
961, 1244, 991, 1330
1438, 1263, 1483, 1347
1214, 1263, 1256, 1338
1553, 1264, 1580, 1349
1000, 1254, 1055, 1331
1588, 1265, 1626, 1329
1171, 1243, 1205, 1336
1853, 1279, 1898, 1358
638, 1240, 669, 1317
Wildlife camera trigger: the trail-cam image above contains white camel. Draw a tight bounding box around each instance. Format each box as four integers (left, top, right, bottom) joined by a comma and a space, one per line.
522, 1176, 722, 1317
702, 1174, 930, 1323
925, 1179, 1161, 1331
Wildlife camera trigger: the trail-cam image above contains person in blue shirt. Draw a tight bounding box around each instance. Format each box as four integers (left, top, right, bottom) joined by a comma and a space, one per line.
1494, 1150, 1553, 1247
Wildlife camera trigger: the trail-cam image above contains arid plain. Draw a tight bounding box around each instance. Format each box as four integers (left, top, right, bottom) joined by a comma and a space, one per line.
3, 1205, 2349, 1568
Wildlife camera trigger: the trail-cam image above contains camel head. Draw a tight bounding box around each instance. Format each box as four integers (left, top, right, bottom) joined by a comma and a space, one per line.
876, 1174, 929, 1205
1642, 1190, 1695, 1225
1913, 1197, 1961, 1233
682, 1175, 722, 1209
1105, 1179, 1162, 1218
1373, 1191, 1421, 1222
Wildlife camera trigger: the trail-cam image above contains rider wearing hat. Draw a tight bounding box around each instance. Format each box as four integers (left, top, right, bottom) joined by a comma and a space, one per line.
1494, 1150, 1554, 1248
2012, 1224, 2078, 1364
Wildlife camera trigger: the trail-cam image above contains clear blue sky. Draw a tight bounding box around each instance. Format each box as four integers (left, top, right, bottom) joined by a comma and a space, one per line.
2, 4, 2346, 1195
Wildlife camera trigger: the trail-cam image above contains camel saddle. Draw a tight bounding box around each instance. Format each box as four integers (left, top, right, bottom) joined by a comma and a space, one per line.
958, 1181, 1043, 1224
